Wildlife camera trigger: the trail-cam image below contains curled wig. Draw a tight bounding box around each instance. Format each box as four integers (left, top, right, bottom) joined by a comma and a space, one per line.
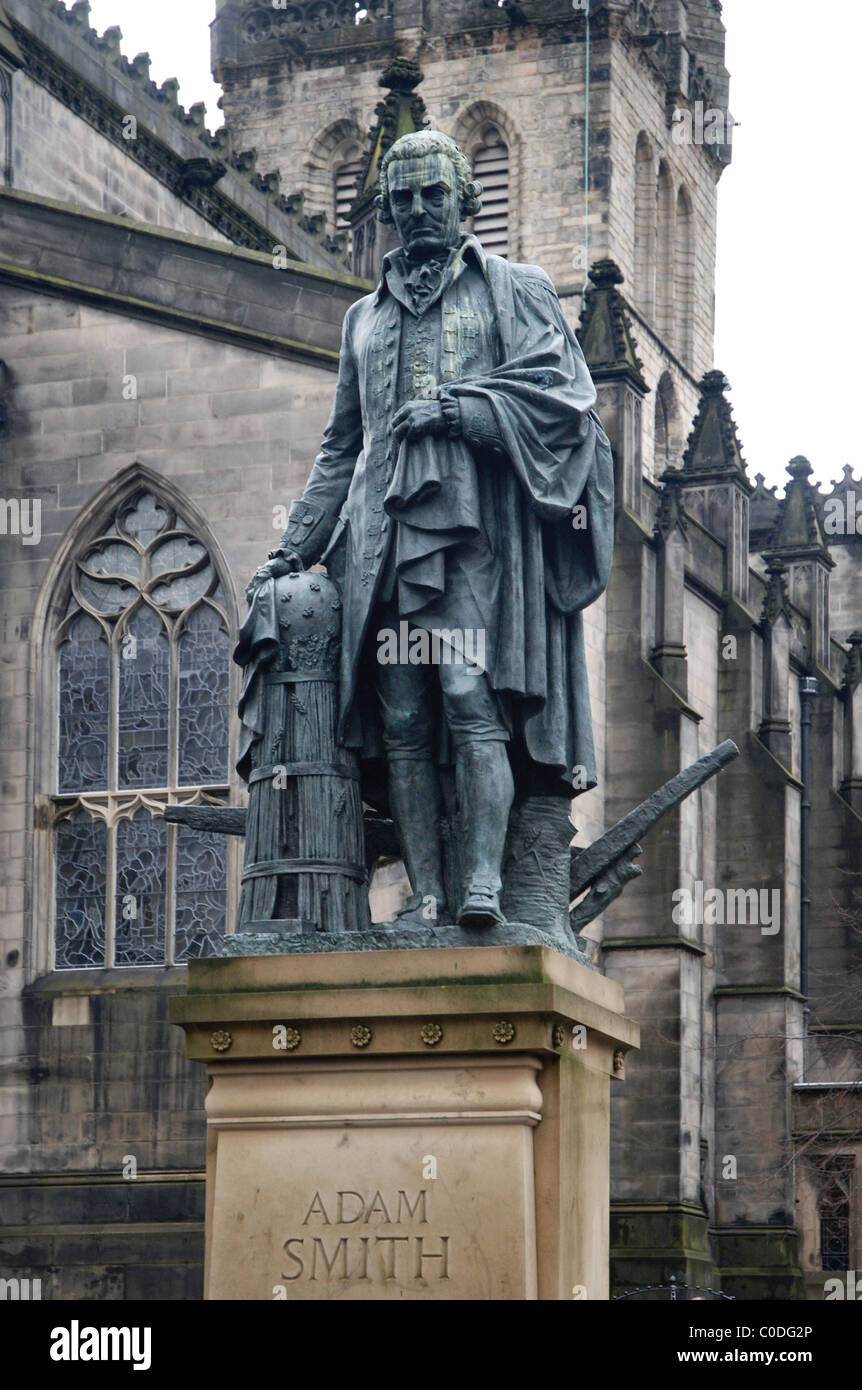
376, 130, 483, 225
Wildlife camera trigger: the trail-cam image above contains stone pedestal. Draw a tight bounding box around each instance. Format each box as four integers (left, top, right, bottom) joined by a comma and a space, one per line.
170, 944, 638, 1301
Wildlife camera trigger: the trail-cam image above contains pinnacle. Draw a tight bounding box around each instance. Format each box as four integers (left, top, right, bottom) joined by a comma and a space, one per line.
682, 369, 747, 479
764, 457, 831, 560
578, 260, 647, 390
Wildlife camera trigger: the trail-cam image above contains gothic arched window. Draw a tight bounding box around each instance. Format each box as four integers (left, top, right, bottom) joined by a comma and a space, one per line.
675, 185, 695, 367
53, 488, 232, 969
471, 124, 510, 258
655, 160, 675, 345
634, 132, 656, 317
818, 1159, 853, 1272
0, 60, 12, 186
333, 151, 363, 233
332, 142, 364, 263
654, 370, 678, 473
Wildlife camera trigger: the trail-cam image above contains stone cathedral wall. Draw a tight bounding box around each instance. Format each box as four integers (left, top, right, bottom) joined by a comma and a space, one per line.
10, 69, 231, 239
0, 199, 358, 1296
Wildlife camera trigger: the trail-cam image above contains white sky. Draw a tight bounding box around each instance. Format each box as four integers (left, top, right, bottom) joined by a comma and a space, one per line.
86, 0, 858, 493
716, 0, 861, 493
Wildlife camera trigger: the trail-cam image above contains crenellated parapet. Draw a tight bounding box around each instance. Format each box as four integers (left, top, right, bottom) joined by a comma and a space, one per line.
749, 472, 781, 553
4, 0, 353, 266
211, 0, 728, 126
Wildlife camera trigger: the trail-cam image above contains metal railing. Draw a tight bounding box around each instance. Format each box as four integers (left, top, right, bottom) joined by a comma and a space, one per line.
613, 1274, 735, 1301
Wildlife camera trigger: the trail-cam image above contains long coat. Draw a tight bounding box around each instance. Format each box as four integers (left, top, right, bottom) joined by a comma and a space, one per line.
263, 236, 614, 795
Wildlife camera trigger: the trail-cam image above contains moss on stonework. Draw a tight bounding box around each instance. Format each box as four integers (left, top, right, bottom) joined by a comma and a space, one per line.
612, 1213, 807, 1297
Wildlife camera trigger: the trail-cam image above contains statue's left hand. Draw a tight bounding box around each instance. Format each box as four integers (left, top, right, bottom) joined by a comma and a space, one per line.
245, 551, 302, 605
392, 398, 447, 443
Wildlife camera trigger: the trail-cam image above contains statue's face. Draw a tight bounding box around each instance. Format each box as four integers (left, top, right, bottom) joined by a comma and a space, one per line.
387, 152, 462, 262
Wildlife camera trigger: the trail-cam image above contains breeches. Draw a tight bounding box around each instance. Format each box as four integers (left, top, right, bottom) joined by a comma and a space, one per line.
373, 604, 508, 760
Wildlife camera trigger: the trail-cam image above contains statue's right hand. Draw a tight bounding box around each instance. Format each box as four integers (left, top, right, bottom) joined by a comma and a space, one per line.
245, 550, 303, 604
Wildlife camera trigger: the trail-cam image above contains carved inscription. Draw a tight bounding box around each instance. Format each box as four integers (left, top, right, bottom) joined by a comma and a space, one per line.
281, 1189, 450, 1284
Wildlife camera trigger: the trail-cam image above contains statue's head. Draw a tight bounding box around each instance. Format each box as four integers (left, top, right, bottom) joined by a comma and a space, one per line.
377, 130, 483, 263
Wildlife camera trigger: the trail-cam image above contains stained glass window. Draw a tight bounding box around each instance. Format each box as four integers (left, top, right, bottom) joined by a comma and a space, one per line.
175, 827, 228, 962
118, 606, 170, 789
58, 615, 109, 793
55, 811, 107, 969
52, 488, 232, 969
178, 606, 230, 786
114, 811, 168, 966
819, 1159, 854, 1272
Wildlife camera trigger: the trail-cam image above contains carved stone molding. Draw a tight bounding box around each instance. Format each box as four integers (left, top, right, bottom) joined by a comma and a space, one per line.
9, 15, 346, 264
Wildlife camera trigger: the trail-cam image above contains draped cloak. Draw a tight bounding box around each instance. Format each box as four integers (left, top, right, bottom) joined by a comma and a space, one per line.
236, 236, 614, 800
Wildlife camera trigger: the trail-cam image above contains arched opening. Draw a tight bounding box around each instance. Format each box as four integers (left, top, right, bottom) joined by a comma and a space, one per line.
305, 119, 366, 241
471, 123, 510, 257
453, 102, 520, 260
655, 160, 675, 345
674, 185, 695, 367
0, 62, 12, 186
654, 370, 678, 473
333, 144, 364, 236
46, 476, 235, 970
818, 1160, 853, 1271
634, 132, 656, 317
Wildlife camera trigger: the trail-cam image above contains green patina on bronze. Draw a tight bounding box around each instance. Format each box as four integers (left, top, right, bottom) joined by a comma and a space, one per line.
236, 128, 616, 941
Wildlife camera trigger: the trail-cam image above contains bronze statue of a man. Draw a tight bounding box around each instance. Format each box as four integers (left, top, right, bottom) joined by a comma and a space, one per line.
248, 130, 614, 929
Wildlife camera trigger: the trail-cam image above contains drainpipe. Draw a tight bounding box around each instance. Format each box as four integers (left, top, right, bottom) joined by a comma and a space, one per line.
799, 675, 818, 1072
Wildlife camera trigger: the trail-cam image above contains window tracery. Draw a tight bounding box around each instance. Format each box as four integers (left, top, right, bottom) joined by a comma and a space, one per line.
53, 488, 231, 969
